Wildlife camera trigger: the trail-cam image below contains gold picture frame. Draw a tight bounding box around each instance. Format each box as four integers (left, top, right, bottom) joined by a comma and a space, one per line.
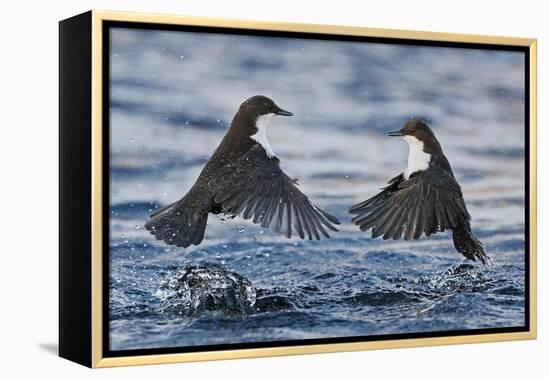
59, 9, 537, 368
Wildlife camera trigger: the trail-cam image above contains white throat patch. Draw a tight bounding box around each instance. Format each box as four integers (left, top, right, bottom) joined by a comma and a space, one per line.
251, 114, 277, 158
403, 135, 431, 179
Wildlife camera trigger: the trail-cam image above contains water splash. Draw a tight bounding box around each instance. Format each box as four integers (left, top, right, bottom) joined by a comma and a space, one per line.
156, 266, 256, 316
412, 263, 492, 316
424, 263, 489, 293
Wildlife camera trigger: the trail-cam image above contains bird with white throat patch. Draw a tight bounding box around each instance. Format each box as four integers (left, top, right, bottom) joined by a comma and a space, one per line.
145, 95, 340, 248
349, 119, 488, 264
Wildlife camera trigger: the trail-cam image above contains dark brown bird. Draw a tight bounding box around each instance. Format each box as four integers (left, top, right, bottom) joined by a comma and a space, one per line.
146, 95, 340, 247
349, 119, 487, 264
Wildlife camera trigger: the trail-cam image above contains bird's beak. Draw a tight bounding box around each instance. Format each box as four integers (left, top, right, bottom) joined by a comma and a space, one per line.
386, 130, 403, 137
275, 108, 293, 116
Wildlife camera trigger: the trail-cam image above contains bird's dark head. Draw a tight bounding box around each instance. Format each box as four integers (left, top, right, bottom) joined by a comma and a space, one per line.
230, 96, 293, 158
239, 95, 293, 119
387, 119, 435, 140
386, 119, 442, 154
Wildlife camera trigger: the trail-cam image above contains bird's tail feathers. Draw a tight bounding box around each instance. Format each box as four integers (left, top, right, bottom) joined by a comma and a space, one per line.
452, 225, 488, 265
145, 198, 208, 248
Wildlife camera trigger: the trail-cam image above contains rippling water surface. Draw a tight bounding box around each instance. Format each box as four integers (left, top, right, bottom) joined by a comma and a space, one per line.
108, 28, 526, 351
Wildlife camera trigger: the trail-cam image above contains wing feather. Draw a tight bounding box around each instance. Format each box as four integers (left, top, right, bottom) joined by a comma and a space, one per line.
212, 145, 339, 239
350, 170, 470, 241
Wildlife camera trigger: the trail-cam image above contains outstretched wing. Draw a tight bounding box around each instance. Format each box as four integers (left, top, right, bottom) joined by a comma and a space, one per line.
212, 145, 340, 239
349, 170, 470, 240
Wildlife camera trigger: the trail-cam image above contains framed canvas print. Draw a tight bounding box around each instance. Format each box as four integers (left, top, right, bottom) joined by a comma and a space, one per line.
59, 10, 537, 368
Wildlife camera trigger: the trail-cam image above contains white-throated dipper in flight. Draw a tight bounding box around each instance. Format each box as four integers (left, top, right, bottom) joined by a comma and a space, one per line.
146, 95, 340, 247
349, 119, 487, 264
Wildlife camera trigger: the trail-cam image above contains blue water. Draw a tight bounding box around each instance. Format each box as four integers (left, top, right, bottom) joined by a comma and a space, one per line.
108, 28, 526, 351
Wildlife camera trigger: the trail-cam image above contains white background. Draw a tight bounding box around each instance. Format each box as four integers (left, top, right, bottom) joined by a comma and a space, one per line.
0, 0, 547, 376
